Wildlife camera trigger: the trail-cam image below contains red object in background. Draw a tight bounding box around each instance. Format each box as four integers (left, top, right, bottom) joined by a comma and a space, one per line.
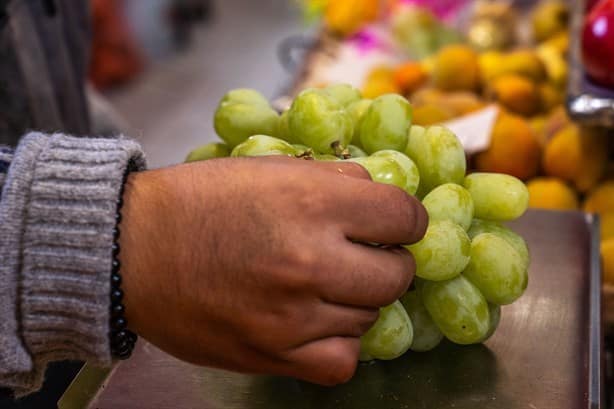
582, 0, 614, 88
89, 0, 144, 90
587, 0, 601, 12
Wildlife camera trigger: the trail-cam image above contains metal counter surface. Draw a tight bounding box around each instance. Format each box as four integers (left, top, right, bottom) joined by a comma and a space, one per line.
60, 209, 602, 409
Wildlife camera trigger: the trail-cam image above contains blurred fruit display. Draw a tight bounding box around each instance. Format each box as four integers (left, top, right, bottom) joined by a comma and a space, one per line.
290, 0, 614, 288
357, 1, 614, 288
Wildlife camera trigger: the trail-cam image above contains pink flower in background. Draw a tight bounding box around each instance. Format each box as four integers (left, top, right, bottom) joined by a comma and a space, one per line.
398, 0, 470, 20
348, 27, 393, 55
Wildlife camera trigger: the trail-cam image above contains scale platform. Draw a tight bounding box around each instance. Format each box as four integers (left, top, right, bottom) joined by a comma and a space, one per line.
59, 210, 604, 409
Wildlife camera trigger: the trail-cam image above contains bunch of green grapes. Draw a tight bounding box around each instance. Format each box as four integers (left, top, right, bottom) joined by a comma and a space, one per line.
185, 84, 531, 362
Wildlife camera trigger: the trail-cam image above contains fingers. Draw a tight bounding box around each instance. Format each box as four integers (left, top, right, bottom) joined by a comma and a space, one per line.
316, 243, 416, 308
240, 297, 378, 351
248, 155, 372, 181
282, 337, 361, 386
301, 304, 379, 341
338, 182, 428, 245
314, 160, 372, 180
312, 159, 428, 246
240, 156, 427, 246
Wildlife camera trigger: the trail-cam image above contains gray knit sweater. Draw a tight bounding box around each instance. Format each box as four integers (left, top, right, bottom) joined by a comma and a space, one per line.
0, 132, 145, 396
0, 0, 149, 396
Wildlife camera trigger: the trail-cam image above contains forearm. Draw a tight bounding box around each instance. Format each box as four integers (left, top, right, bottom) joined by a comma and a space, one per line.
0, 132, 145, 396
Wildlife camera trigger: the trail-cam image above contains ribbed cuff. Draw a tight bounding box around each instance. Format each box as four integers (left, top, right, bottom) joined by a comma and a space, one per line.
0, 132, 145, 396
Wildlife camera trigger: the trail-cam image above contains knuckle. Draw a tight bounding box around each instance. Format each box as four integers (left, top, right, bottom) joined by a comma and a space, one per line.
284, 239, 336, 292
245, 306, 299, 350
290, 246, 319, 271
285, 249, 321, 290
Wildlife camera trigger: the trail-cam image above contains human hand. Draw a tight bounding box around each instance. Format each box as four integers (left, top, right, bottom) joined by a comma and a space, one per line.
119, 156, 427, 385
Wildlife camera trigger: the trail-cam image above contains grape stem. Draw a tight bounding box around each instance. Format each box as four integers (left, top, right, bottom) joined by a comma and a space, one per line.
295, 149, 315, 160
331, 141, 350, 159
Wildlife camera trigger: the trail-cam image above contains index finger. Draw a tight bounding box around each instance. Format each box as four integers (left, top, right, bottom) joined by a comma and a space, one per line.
312, 160, 372, 180
334, 180, 428, 245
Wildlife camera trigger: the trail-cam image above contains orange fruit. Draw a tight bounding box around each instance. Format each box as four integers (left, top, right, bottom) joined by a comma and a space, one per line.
475, 113, 541, 180
362, 66, 400, 99
432, 45, 480, 92
325, 0, 379, 37
602, 239, 614, 285
543, 124, 608, 193
584, 181, 614, 215
526, 177, 578, 210
487, 74, 541, 117
601, 212, 614, 241
412, 104, 456, 126
394, 62, 428, 95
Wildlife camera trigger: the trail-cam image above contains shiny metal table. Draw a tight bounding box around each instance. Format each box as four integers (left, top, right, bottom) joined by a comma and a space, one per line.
59, 210, 603, 409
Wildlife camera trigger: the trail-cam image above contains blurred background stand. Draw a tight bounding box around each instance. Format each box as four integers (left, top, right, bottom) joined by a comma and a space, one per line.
167, 0, 213, 50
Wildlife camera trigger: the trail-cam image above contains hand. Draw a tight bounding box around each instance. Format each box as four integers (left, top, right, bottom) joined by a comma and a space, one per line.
119, 156, 427, 385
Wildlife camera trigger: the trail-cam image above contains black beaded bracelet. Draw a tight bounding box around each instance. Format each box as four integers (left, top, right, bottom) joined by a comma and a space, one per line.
109, 160, 139, 360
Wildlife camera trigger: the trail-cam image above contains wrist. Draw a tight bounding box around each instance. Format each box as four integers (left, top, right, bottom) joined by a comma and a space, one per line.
109, 160, 140, 360
116, 170, 158, 339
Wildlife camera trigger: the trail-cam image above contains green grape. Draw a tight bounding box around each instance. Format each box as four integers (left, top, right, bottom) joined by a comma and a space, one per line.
292, 144, 312, 154
325, 83, 362, 107
351, 156, 408, 193
463, 233, 528, 305
185, 142, 230, 163
360, 94, 412, 154
219, 88, 270, 106
400, 289, 444, 352
293, 144, 317, 160
231, 135, 298, 157
405, 125, 466, 196
422, 275, 490, 345
276, 110, 300, 144
413, 277, 427, 292
468, 219, 530, 270
371, 150, 420, 195
347, 144, 368, 158
288, 89, 353, 154
314, 153, 341, 161
463, 173, 529, 221
214, 100, 279, 148
479, 303, 501, 343
347, 99, 373, 148
422, 183, 474, 231
406, 220, 471, 281
361, 300, 413, 360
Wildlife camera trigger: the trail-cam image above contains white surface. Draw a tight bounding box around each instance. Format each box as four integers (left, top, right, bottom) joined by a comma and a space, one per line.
441, 105, 498, 155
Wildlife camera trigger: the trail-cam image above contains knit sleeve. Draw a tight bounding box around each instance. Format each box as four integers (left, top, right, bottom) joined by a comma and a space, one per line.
0, 132, 146, 396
